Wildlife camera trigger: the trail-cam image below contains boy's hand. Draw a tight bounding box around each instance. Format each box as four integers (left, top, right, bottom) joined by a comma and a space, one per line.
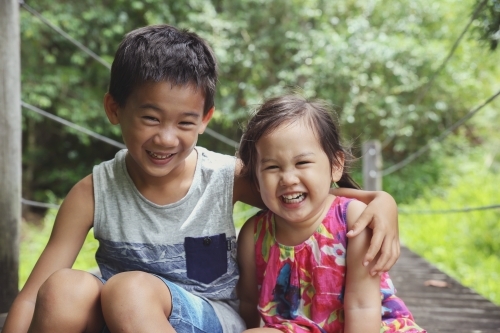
346, 191, 400, 276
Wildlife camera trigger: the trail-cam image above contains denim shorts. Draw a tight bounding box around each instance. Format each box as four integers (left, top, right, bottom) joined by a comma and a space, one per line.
95, 273, 223, 333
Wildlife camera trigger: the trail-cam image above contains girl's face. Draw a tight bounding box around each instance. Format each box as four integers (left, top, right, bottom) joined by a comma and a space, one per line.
255, 120, 343, 227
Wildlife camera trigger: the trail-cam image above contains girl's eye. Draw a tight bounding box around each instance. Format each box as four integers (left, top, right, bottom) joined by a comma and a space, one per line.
297, 161, 311, 165
264, 165, 279, 170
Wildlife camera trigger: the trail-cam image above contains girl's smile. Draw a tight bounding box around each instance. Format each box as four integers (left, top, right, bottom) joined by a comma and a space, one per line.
255, 120, 343, 239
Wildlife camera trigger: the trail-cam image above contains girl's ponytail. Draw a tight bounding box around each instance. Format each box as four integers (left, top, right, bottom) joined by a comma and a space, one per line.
335, 173, 360, 190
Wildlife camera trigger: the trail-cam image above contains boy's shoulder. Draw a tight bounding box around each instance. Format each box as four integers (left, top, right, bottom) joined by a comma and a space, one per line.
196, 146, 236, 161
196, 146, 237, 173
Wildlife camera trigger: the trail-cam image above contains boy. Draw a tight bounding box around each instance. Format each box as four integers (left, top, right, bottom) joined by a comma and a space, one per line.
2, 24, 399, 333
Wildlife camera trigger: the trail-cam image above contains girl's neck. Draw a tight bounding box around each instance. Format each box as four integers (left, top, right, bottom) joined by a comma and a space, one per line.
274, 194, 336, 246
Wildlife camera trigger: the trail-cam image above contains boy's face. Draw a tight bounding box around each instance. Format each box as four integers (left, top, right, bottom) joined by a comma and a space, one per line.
104, 81, 213, 182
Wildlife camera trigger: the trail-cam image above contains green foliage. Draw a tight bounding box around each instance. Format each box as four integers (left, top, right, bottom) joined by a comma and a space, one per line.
233, 202, 260, 230
19, 0, 500, 205
20, 208, 99, 287
473, 0, 500, 50
398, 149, 500, 305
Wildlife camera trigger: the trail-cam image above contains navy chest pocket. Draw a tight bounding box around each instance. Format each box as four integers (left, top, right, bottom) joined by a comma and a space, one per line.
184, 233, 228, 284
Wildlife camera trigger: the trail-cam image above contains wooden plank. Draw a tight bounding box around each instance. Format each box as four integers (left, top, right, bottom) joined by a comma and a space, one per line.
391, 246, 500, 332
0, 0, 22, 313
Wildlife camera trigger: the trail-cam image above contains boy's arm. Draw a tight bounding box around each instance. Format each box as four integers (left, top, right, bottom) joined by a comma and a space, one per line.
344, 200, 381, 333
331, 188, 399, 275
2, 175, 95, 333
236, 217, 261, 329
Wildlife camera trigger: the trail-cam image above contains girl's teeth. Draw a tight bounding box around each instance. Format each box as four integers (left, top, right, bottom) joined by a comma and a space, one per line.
281, 193, 305, 203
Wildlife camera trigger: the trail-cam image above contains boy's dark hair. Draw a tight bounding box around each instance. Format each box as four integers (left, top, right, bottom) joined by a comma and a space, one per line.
238, 94, 360, 189
108, 24, 218, 115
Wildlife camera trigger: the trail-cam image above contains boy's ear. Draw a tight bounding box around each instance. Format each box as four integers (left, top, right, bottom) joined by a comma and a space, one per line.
198, 106, 215, 134
331, 153, 345, 183
104, 93, 120, 125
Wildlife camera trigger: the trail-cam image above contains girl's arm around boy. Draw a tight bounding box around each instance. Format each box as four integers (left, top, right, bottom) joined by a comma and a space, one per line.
344, 199, 382, 333
234, 163, 400, 275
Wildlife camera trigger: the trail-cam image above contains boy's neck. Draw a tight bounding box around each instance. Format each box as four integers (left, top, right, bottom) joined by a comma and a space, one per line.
124, 149, 198, 205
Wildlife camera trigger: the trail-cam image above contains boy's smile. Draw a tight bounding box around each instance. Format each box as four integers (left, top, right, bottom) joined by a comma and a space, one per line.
104, 81, 213, 190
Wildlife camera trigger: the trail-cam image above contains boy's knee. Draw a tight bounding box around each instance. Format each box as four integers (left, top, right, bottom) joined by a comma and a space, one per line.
37, 269, 73, 304
101, 271, 172, 311
38, 268, 102, 310
102, 271, 153, 299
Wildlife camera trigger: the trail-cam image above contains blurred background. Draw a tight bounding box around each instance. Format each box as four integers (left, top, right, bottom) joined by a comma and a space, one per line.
16, 0, 500, 305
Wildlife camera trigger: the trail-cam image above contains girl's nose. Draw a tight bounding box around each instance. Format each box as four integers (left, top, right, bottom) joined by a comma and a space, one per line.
279, 171, 299, 186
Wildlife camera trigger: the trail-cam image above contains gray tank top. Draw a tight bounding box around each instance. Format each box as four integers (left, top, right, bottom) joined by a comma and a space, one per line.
93, 147, 245, 332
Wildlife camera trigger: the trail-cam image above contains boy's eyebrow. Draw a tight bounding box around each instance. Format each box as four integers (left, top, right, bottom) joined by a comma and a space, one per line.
182, 112, 202, 119
139, 103, 201, 118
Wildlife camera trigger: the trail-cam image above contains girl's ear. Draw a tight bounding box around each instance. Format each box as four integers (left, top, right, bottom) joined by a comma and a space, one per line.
331, 153, 345, 183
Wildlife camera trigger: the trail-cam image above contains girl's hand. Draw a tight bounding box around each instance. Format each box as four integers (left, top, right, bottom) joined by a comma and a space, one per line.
331, 188, 400, 276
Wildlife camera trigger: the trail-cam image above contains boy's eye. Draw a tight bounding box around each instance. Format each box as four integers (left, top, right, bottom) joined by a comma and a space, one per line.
179, 121, 196, 126
143, 116, 159, 122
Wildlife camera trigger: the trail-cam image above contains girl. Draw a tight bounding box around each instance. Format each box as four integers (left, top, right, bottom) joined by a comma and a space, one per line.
237, 94, 425, 333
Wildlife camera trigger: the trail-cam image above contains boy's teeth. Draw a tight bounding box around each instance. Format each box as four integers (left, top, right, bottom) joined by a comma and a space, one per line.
148, 151, 172, 159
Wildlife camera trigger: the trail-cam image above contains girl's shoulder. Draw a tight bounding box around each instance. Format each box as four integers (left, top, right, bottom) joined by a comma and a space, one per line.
324, 196, 366, 231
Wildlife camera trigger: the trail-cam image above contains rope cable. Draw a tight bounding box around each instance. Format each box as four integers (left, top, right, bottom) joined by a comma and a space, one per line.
203, 127, 239, 149
399, 204, 500, 215
20, 2, 112, 70
381, 0, 489, 149
22, 101, 126, 149
21, 198, 60, 209
382, 87, 500, 176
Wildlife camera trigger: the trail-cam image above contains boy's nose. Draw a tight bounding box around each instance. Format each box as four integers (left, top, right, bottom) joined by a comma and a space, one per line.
154, 128, 178, 147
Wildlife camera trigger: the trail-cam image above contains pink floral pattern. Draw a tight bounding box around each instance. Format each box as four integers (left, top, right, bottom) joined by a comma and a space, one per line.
253, 196, 426, 333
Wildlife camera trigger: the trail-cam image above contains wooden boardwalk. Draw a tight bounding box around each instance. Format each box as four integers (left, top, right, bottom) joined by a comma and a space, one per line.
1, 246, 499, 332
390, 246, 500, 332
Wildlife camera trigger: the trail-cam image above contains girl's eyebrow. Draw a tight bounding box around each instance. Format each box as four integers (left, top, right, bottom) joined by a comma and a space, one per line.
260, 152, 315, 164
294, 152, 314, 159
260, 157, 276, 164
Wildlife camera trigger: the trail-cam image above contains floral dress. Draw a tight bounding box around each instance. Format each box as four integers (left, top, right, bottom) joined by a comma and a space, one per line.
253, 196, 426, 333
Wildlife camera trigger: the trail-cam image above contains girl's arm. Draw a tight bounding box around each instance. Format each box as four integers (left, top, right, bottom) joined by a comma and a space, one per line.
233, 158, 399, 274
1, 175, 95, 333
344, 199, 381, 333
331, 188, 399, 275
236, 217, 261, 329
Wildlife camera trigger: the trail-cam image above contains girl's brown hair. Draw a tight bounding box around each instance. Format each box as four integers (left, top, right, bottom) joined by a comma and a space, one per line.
238, 94, 359, 189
